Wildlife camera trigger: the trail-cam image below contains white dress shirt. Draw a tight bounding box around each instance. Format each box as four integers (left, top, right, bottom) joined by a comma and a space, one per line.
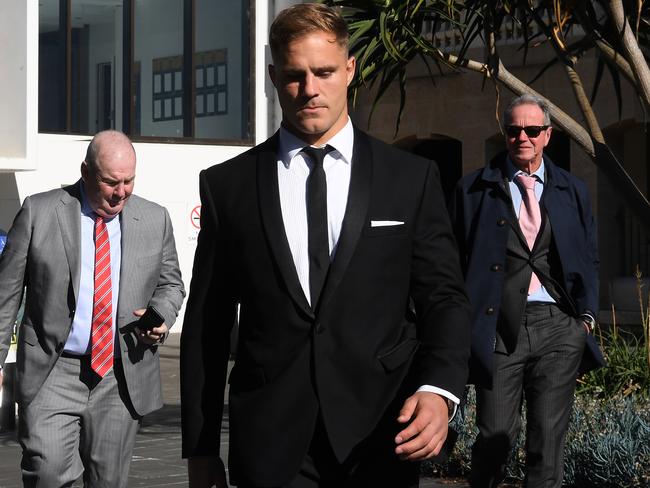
64, 185, 121, 355
277, 120, 353, 304
277, 118, 459, 413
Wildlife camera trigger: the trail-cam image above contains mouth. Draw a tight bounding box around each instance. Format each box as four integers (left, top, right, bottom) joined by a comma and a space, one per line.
107, 198, 126, 209
299, 105, 325, 113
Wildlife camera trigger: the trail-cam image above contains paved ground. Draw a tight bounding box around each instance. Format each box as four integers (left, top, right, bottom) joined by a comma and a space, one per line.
0, 334, 467, 487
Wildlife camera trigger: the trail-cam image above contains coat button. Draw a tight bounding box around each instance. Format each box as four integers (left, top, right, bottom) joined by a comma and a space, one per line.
491, 264, 502, 272
315, 323, 325, 334
520, 287, 527, 294
486, 307, 495, 315
497, 218, 506, 226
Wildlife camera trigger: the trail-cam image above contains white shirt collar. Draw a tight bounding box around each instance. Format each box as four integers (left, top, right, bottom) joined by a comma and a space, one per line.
278, 118, 354, 167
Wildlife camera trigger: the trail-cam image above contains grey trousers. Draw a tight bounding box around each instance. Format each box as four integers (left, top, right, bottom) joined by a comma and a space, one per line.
18, 355, 140, 488
470, 303, 586, 488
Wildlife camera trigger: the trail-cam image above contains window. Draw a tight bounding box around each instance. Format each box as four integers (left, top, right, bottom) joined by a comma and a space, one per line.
38, 0, 253, 144
195, 50, 228, 117
152, 57, 183, 122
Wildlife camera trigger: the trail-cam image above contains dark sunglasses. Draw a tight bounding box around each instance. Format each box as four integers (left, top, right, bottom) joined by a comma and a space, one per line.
505, 125, 549, 138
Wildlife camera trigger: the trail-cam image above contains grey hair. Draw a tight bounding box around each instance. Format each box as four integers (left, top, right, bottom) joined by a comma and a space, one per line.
504, 94, 551, 126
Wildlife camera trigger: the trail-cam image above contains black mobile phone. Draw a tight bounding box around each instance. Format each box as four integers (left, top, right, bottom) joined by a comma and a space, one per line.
138, 306, 164, 331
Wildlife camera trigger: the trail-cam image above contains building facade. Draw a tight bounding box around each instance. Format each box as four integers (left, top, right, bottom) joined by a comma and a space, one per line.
1, 1, 647, 326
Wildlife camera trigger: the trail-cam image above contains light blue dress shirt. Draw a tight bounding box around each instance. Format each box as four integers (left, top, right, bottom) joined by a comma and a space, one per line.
506, 157, 556, 304
63, 186, 121, 355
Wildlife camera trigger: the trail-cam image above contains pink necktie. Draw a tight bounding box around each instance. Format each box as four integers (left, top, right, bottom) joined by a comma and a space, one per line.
516, 174, 542, 294
91, 216, 114, 377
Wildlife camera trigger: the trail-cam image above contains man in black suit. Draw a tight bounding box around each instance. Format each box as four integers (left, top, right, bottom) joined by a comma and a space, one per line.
450, 94, 605, 487
180, 4, 470, 487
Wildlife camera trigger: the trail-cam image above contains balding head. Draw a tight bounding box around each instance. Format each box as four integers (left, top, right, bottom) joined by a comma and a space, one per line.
81, 130, 137, 219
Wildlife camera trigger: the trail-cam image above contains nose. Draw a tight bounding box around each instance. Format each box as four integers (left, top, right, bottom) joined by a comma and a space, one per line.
302, 73, 318, 97
113, 182, 126, 199
516, 128, 528, 142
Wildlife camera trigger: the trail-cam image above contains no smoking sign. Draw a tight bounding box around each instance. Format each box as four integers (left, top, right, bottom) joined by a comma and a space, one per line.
190, 205, 201, 229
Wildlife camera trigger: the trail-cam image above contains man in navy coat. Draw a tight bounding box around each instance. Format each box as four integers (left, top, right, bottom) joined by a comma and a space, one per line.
450, 94, 605, 488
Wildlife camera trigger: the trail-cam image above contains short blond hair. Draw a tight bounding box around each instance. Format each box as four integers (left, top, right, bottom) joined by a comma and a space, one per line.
269, 3, 349, 61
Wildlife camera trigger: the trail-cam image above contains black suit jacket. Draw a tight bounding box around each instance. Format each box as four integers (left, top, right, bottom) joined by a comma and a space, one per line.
180, 127, 470, 486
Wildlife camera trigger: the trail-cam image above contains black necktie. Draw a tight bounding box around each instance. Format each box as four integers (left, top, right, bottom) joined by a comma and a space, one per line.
303, 145, 333, 309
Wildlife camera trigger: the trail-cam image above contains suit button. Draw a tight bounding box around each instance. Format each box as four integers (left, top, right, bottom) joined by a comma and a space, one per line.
315, 323, 325, 334
497, 218, 506, 226
55, 343, 64, 353
491, 264, 502, 272
486, 307, 495, 315
520, 287, 527, 294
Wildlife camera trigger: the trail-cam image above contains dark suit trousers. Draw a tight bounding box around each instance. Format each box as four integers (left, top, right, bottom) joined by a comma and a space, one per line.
470, 304, 586, 488
237, 414, 419, 488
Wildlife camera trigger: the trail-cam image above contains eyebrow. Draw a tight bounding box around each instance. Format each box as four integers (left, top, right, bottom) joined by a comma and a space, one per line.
100, 175, 135, 184
283, 65, 338, 76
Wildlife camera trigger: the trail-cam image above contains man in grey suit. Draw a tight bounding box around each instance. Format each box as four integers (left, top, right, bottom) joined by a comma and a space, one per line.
0, 130, 185, 487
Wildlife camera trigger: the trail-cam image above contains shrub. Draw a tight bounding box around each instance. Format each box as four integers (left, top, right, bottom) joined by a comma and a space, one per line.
577, 326, 650, 399
564, 395, 650, 487
425, 388, 650, 487
578, 267, 650, 399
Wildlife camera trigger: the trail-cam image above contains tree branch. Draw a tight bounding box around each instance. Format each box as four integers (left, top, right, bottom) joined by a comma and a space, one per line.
609, 0, 650, 107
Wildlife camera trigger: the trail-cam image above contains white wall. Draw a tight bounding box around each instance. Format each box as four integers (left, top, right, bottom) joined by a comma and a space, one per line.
0, 0, 38, 170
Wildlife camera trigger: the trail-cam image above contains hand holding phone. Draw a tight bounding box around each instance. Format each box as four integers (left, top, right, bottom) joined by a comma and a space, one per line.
138, 306, 164, 331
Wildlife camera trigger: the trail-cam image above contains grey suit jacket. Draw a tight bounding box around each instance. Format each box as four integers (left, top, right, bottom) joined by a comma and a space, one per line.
0, 181, 185, 416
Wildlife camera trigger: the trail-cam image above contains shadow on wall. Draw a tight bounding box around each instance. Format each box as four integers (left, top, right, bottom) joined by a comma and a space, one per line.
0, 173, 22, 232
393, 134, 462, 204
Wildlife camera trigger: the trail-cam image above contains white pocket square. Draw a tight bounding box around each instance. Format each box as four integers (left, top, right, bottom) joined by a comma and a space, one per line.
370, 220, 404, 227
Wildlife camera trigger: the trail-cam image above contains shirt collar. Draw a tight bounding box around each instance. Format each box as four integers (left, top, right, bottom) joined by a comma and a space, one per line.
278, 118, 354, 168
79, 182, 95, 218
506, 155, 546, 184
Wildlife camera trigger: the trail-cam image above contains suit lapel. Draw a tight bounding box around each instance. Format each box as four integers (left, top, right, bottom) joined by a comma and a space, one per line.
56, 183, 82, 302
317, 127, 372, 313
119, 198, 141, 319
257, 134, 314, 319
489, 158, 533, 252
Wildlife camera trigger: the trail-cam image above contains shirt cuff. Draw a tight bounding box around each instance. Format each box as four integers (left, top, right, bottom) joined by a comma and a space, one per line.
580, 312, 596, 322
417, 385, 460, 422
579, 312, 596, 332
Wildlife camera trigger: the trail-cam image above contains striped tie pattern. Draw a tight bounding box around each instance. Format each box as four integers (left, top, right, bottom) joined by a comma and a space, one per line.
91, 215, 114, 377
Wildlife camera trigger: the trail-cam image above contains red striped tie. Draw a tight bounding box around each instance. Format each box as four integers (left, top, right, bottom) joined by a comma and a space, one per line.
91, 215, 114, 377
